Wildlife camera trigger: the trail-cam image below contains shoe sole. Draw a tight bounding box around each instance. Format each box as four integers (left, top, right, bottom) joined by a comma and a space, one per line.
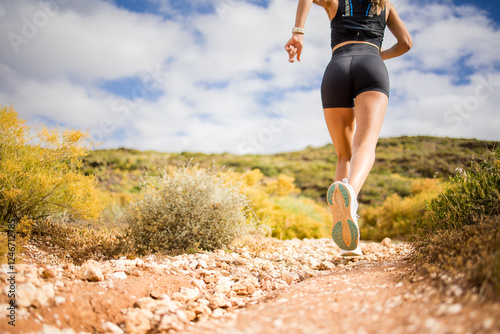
341, 250, 363, 257
327, 182, 359, 251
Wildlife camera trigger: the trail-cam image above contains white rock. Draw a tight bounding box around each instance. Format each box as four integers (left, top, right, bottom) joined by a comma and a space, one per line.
188, 260, 198, 270
281, 272, 300, 285
232, 278, 257, 296
180, 287, 200, 302
209, 293, 232, 308
214, 277, 232, 294
212, 308, 225, 318
381, 238, 392, 247
42, 267, 58, 279
318, 261, 335, 271
85, 267, 104, 282
33, 283, 55, 308
124, 309, 153, 334
54, 296, 66, 305
198, 259, 208, 268
111, 272, 127, 280
191, 278, 206, 290
102, 321, 124, 334
446, 303, 462, 315
17, 283, 37, 308
483, 318, 494, 330
134, 297, 158, 311
229, 297, 246, 307
172, 292, 188, 304
157, 313, 185, 331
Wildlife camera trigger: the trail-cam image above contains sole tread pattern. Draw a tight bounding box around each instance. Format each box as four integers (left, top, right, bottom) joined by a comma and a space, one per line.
327, 181, 359, 251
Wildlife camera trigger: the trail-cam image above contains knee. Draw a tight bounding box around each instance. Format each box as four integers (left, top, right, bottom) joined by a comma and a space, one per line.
336, 151, 352, 162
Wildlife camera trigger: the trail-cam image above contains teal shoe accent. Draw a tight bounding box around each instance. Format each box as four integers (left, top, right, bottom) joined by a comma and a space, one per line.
327, 183, 336, 206
331, 219, 358, 251
337, 183, 350, 208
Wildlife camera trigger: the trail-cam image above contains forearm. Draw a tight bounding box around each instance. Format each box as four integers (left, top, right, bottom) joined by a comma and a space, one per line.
382, 3, 413, 61
294, 0, 314, 29
380, 40, 412, 60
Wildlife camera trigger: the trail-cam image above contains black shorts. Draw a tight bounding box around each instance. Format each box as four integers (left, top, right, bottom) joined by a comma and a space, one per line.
321, 43, 390, 109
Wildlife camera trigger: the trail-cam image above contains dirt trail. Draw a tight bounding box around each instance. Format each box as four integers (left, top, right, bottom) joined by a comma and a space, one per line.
180, 258, 500, 334
3, 239, 500, 334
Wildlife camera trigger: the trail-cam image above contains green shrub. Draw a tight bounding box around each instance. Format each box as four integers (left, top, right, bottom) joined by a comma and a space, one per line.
415, 147, 500, 234
413, 216, 500, 296
123, 165, 261, 254
411, 148, 500, 296
0, 105, 105, 235
267, 196, 331, 240
360, 178, 443, 241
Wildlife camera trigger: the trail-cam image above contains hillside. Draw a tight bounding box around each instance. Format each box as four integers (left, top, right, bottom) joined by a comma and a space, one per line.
82, 136, 498, 206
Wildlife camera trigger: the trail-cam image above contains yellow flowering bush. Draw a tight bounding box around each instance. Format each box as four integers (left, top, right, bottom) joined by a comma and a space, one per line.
0, 105, 106, 235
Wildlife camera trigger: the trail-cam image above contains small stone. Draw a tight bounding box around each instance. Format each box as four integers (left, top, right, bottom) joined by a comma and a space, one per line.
212, 308, 225, 318
176, 309, 189, 323
54, 296, 66, 306
179, 287, 200, 302
214, 277, 232, 294
134, 297, 157, 311
281, 272, 299, 285
188, 260, 198, 270
446, 303, 462, 315
448, 285, 463, 298
158, 313, 185, 331
198, 260, 208, 268
191, 303, 212, 316
102, 321, 124, 334
41, 267, 58, 279
124, 308, 153, 334
297, 271, 310, 281
191, 278, 206, 290
150, 290, 162, 299
209, 293, 232, 309
251, 290, 264, 298
172, 292, 188, 304
185, 310, 197, 321
85, 267, 104, 282
229, 297, 246, 307
111, 272, 127, 280
318, 261, 335, 271
483, 318, 494, 330
232, 278, 257, 296
17, 283, 37, 308
54, 280, 64, 291
381, 238, 392, 247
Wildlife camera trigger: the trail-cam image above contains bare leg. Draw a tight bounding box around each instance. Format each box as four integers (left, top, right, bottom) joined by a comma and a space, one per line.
323, 91, 387, 197
348, 91, 388, 196
323, 107, 355, 182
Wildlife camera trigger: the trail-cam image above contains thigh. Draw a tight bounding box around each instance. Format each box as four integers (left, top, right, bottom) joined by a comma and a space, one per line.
353, 91, 388, 148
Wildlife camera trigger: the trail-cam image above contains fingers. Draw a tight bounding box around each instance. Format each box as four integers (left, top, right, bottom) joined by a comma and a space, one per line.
285, 45, 299, 63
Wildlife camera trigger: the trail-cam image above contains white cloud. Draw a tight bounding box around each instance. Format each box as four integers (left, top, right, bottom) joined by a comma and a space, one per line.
0, 0, 499, 155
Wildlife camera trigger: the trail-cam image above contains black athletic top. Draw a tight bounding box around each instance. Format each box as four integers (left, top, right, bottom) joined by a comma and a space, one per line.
330, 0, 387, 49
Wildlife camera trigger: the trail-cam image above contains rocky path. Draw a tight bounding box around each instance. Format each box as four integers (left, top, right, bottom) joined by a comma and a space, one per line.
183, 259, 499, 334
1, 237, 500, 334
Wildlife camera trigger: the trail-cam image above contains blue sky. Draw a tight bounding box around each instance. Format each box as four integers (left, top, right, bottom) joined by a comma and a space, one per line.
1, 0, 499, 154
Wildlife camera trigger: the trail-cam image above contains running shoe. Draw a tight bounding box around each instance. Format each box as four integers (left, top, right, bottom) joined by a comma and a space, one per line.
326, 178, 359, 251
341, 245, 363, 257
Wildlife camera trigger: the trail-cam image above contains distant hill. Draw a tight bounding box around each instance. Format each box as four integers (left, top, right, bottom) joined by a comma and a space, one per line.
82, 136, 498, 206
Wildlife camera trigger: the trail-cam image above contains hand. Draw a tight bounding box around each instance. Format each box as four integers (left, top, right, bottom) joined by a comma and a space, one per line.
285, 34, 304, 63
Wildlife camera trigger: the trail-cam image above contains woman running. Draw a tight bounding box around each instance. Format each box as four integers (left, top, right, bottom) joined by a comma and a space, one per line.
285, 0, 412, 256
